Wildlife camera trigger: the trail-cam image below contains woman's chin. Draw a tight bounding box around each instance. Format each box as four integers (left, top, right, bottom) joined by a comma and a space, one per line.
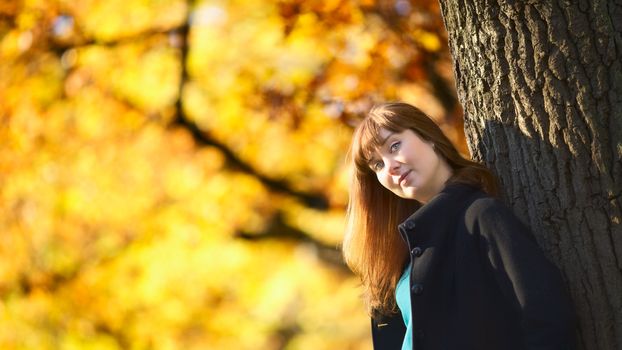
400, 188, 419, 200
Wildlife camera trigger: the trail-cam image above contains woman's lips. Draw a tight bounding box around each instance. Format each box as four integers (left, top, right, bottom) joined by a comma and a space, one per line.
399, 170, 411, 186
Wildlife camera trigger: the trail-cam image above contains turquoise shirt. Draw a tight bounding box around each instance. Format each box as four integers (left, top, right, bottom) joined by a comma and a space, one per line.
396, 265, 413, 350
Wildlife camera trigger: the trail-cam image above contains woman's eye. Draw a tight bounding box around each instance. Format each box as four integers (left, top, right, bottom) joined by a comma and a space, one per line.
390, 141, 401, 153
372, 160, 384, 171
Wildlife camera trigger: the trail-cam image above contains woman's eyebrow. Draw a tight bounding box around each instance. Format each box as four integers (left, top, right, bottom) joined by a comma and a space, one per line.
379, 132, 395, 147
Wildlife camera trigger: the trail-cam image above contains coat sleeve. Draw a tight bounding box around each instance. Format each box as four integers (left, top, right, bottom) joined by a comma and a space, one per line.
469, 198, 576, 350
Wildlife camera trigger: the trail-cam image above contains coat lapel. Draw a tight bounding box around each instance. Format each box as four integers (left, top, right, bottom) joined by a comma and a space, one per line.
397, 183, 481, 319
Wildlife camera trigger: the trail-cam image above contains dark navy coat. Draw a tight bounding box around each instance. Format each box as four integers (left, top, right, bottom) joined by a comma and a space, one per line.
371, 183, 576, 350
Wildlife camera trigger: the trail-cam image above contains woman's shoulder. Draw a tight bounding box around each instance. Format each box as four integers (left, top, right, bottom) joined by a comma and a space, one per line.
462, 193, 537, 243
466, 194, 504, 213
463, 193, 524, 225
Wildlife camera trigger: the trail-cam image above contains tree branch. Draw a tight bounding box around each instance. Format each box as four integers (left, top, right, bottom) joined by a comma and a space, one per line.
48, 25, 186, 55
169, 8, 329, 210
235, 211, 348, 273
44, 8, 330, 210
169, 116, 330, 209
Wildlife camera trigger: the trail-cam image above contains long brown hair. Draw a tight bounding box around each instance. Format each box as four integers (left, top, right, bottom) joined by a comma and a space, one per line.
342, 102, 498, 317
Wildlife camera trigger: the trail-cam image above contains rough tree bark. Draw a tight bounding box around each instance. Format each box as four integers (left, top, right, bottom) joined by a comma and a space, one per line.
438, 1, 622, 349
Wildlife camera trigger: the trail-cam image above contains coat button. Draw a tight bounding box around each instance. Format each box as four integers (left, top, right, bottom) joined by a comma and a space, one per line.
411, 246, 422, 257
411, 283, 424, 295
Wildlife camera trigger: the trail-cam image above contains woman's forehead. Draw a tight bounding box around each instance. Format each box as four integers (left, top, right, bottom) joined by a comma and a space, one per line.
377, 128, 395, 142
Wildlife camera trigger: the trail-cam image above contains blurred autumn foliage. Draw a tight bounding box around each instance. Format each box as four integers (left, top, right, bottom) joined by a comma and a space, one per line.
0, 0, 464, 349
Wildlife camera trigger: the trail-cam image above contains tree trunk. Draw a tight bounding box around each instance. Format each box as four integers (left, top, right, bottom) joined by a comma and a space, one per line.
438, 1, 622, 349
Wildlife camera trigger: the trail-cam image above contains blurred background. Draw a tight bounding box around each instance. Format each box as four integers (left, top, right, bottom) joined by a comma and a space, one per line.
0, 0, 466, 348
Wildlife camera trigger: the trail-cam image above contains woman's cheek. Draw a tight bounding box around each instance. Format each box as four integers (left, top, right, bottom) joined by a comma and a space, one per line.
409, 170, 421, 186
378, 174, 392, 191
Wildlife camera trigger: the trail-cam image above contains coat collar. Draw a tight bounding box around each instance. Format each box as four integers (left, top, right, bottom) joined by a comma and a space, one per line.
398, 182, 481, 247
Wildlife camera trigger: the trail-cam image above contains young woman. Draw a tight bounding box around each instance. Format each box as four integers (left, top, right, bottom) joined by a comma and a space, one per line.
342, 102, 576, 350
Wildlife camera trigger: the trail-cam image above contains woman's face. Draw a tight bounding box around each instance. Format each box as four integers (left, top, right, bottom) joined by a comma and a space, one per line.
369, 128, 452, 203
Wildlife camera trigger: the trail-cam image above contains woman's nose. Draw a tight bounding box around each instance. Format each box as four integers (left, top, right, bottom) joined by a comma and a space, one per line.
387, 159, 401, 175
